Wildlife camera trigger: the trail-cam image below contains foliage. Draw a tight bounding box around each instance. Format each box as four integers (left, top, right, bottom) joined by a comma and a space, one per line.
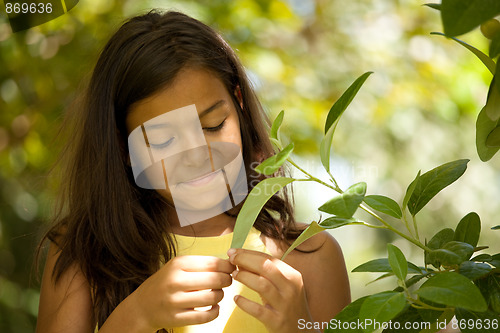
0, 1, 499, 332
231, 2, 500, 332
428, 1, 500, 161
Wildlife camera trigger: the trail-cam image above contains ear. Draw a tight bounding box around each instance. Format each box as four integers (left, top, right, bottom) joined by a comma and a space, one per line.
234, 85, 243, 110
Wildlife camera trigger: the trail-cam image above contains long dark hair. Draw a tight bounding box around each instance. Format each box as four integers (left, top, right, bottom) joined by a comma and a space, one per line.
38, 10, 300, 329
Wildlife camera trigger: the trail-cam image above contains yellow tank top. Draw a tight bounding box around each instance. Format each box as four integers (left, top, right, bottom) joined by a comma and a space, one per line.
171, 227, 270, 333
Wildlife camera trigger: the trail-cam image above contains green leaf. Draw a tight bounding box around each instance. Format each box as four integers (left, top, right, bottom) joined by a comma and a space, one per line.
326, 296, 368, 333
441, 0, 500, 37
415, 272, 488, 312
408, 159, 469, 216
490, 32, 500, 59
255, 142, 294, 175
324, 72, 374, 134
476, 75, 500, 161
488, 275, 500, 313
454, 212, 481, 247
320, 72, 373, 172
364, 195, 402, 219
402, 170, 421, 209
425, 228, 455, 267
427, 249, 463, 266
405, 274, 427, 288
231, 177, 294, 249
424, 3, 441, 11
442, 241, 474, 261
353, 258, 421, 275
387, 244, 408, 281
459, 261, 492, 280
486, 126, 500, 147
428, 228, 455, 250
320, 216, 362, 229
359, 292, 406, 332
431, 32, 496, 74
492, 225, 500, 230
382, 306, 422, 333
418, 309, 455, 333
455, 308, 500, 333
428, 241, 474, 267
270, 110, 284, 141
280, 221, 323, 260
368, 272, 394, 285
470, 254, 492, 262
318, 182, 367, 218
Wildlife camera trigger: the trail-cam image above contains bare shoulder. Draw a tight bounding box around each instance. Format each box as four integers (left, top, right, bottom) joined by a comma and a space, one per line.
284, 223, 345, 272
36, 241, 94, 333
261, 222, 343, 262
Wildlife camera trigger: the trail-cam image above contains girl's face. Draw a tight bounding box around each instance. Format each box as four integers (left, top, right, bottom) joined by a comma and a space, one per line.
125, 67, 244, 224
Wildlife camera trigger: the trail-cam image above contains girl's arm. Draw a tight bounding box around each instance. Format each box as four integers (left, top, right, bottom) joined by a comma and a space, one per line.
37, 242, 235, 333
36, 242, 95, 333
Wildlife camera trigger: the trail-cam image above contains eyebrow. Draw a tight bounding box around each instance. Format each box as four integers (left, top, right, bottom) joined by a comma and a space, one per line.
199, 100, 227, 118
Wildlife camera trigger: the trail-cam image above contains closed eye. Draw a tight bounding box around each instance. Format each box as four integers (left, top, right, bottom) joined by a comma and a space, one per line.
203, 119, 226, 132
150, 137, 174, 149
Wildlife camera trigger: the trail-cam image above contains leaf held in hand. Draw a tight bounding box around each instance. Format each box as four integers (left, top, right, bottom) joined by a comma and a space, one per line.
231, 177, 294, 249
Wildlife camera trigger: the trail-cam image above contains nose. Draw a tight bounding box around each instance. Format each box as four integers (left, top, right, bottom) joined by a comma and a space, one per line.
181, 145, 210, 168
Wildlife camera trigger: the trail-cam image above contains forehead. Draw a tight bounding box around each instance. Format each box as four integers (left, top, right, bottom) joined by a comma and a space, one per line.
126, 67, 229, 132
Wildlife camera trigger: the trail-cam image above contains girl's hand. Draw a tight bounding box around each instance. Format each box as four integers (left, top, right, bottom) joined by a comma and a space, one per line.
227, 248, 319, 333
129, 255, 235, 332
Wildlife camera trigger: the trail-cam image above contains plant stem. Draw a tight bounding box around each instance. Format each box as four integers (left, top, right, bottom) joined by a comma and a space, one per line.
287, 158, 342, 192
412, 214, 420, 242
408, 296, 452, 312
402, 209, 415, 239
287, 158, 432, 252
359, 204, 432, 252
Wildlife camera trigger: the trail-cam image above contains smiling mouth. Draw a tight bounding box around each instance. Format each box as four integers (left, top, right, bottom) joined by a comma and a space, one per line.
178, 169, 222, 186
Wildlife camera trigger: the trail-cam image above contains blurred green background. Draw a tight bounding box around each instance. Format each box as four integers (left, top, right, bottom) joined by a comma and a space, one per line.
0, 0, 499, 331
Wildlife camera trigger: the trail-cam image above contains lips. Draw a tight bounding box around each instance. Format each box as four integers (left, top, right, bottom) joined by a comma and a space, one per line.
178, 169, 222, 186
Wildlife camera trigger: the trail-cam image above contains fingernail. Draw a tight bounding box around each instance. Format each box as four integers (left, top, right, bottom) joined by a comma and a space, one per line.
227, 248, 236, 257
234, 295, 239, 302
231, 270, 238, 279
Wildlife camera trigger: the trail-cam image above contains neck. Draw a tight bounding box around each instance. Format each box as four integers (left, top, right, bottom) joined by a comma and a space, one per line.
168, 208, 236, 237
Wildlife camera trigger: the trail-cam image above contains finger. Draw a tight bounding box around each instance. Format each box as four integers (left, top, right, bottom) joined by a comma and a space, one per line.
176, 255, 235, 273
228, 249, 289, 288
173, 304, 220, 326
232, 270, 281, 309
233, 295, 275, 328
179, 271, 232, 291
174, 289, 224, 308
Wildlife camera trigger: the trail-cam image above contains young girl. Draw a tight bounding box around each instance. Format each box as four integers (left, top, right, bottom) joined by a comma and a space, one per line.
36, 10, 350, 333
